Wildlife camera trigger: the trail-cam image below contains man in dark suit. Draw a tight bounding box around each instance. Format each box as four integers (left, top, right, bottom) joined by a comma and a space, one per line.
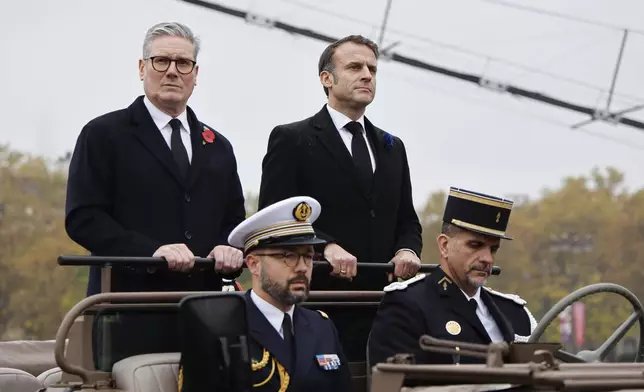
65, 21, 246, 296
258, 34, 422, 359
368, 187, 538, 367
178, 196, 352, 392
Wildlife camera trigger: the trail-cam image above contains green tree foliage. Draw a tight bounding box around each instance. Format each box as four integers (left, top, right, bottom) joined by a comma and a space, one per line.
0, 145, 86, 340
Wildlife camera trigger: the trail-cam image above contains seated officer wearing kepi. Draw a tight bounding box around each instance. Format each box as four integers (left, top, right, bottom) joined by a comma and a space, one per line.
368, 187, 537, 366
178, 196, 351, 392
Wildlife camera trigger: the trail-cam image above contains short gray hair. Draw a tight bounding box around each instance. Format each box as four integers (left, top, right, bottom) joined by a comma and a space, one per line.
441, 222, 464, 236
142, 22, 201, 60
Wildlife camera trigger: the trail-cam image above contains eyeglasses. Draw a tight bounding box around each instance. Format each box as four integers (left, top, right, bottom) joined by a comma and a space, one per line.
146, 56, 196, 74
255, 252, 318, 268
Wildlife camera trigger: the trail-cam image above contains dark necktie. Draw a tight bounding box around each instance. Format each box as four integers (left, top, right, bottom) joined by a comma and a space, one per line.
169, 118, 190, 178
469, 298, 478, 311
282, 313, 296, 370
344, 121, 373, 189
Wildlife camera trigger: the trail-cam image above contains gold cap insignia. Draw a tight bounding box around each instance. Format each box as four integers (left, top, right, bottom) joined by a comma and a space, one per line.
293, 202, 312, 221
496, 212, 501, 223
445, 321, 461, 336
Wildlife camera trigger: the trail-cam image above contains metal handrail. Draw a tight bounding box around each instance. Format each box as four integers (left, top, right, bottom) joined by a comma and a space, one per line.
54, 290, 384, 384
57, 255, 502, 275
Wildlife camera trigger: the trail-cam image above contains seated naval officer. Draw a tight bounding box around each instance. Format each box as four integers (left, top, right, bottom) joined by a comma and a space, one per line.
368, 187, 538, 366
178, 196, 352, 392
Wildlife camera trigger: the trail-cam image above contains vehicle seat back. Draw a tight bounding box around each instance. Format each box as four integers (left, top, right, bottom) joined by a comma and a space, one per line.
112, 353, 180, 392
0, 367, 43, 392
37, 367, 62, 387
0, 339, 58, 376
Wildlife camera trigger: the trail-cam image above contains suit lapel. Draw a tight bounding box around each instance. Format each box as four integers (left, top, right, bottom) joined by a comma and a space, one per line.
293, 307, 315, 383
185, 107, 207, 189
244, 292, 294, 375
432, 269, 491, 343
128, 96, 185, 187
481, 290, 515, 342
310, 106, 370, 201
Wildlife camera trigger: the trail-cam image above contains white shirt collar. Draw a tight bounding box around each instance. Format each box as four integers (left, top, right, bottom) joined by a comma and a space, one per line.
143, 95, 190, 134
461, 287, 482, 303
326, 103, 365, 133
250, 290, 295, 337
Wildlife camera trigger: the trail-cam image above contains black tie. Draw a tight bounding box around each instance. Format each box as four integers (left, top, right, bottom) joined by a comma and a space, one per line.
470, 299, 478, 311
169, 118, 190, 178
282, 313, 296, 370
344, 121, 373, 189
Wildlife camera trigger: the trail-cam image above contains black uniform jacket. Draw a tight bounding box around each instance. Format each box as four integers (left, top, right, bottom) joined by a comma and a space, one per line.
257, 105, 422, 291
65, 95, 245, 295
178, 290, 352, 392
368, 268, 536, 366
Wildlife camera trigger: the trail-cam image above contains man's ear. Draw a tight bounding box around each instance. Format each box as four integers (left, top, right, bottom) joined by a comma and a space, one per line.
246, 253, 260, 276
320, 71, 334, 91
138, 59, 145, 81
436, 234, 450, 259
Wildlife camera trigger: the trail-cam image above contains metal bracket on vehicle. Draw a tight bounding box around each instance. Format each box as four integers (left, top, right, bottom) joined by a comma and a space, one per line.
419, 335, 516, 367
486, 343, 509, 368
530, 349, 559, 371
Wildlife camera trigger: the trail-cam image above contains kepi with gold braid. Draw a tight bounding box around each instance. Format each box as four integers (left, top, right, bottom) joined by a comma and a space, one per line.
228, 196, 326, 253
443, 187, 514, 240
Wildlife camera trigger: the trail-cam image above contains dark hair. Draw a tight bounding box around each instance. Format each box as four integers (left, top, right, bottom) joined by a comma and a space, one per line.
318, 35, 379, 96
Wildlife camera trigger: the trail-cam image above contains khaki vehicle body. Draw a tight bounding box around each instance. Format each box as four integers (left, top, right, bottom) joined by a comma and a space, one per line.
1, 258, 643, 392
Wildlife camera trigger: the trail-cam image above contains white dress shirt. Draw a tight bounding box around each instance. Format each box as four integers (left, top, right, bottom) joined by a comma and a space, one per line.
461, 287, 504, 342
143, 96, 193, 162
325, 104, 376, 171
250, 290, 295, 339
325, 104, 417, 258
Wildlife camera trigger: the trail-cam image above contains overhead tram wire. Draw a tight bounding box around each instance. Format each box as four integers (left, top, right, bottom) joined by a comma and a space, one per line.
275, 0, 644, 104
476, 0, 644, 37
474, 0, 644, 125
263, 0, 644, 151
387, 71, 644, 152
178, 0, 644, 133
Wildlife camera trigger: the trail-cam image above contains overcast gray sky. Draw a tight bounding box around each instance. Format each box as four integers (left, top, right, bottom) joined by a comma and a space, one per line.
2, 0, 643, 207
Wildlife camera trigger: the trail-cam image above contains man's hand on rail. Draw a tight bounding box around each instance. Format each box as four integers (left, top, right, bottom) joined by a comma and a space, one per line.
153, 244, 195, 272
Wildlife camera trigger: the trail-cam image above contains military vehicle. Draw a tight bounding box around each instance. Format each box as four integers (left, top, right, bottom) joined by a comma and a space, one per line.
0, 255, 642, 392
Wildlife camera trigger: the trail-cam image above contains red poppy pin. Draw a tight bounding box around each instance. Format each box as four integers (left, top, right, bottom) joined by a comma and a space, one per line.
202, 126, 215, 145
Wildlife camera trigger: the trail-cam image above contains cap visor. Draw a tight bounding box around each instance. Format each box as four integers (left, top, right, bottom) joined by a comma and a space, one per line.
257, 235, 327, 249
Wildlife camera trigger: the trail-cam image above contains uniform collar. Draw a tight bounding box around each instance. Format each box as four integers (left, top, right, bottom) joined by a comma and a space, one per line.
250, 289, 295, 335
325, 103, 365, 133
143, 95, 190, 133
460, 286, 482, 302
